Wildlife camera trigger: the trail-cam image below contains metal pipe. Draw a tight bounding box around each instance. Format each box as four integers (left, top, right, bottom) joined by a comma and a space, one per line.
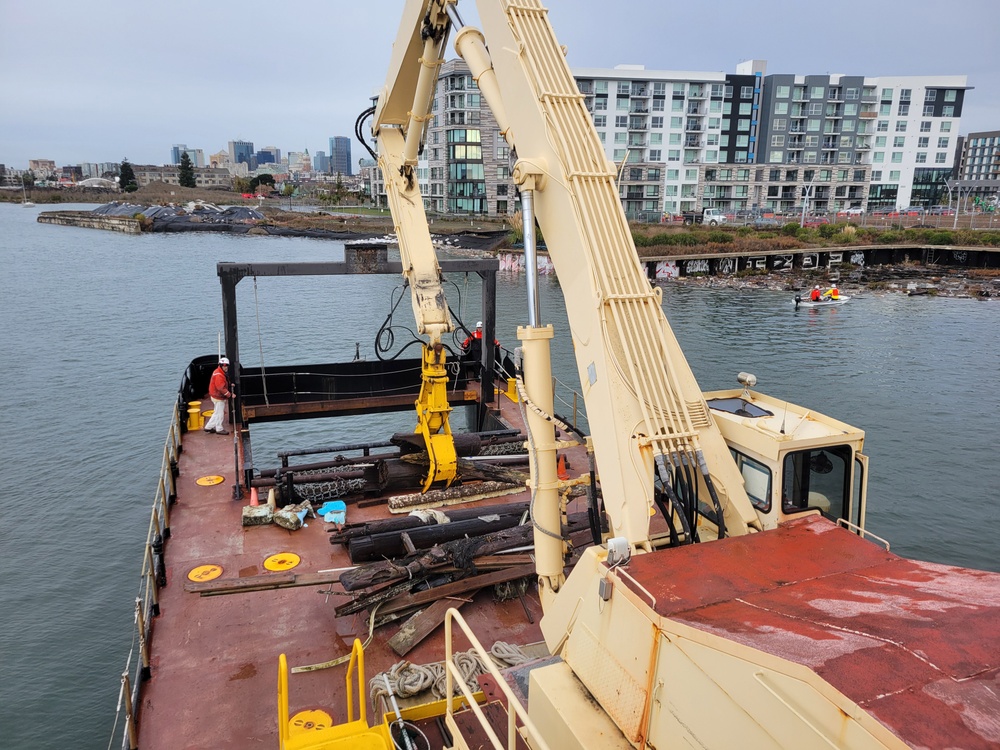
521, 189, 541, 327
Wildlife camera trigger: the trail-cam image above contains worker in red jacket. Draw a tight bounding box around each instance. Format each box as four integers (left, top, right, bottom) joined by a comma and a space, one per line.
810, 285, 822, 302
204, 357, 232, 434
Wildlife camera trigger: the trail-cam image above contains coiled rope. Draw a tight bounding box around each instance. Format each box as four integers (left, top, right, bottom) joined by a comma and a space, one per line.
369, 641, 531, 710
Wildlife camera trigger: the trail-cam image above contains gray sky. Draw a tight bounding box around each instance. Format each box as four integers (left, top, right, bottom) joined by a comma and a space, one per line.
1, 0, 997, 170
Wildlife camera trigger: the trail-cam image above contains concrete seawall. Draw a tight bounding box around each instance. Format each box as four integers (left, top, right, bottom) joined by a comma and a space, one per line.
37, 211, 142, 234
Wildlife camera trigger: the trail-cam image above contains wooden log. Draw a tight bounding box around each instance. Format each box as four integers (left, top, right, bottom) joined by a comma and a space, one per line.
388, 595, 477, 657
399, 452, 530, 486
387, 481, 522, 513
376, 565, 535, 618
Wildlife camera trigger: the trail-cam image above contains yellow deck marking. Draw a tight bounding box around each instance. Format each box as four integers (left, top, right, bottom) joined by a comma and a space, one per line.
196, 475, 225, 486
264, 552, 301, 571
187, 564, 223, 582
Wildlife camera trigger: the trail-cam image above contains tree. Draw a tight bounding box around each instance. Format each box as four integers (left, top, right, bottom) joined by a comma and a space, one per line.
178, 152, 196, 188
248, 173, 275, 195
119, 159, 138, 192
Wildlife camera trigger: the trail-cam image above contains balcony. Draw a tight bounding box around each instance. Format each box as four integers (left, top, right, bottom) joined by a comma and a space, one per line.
788, 142, 805, 150
859, 111, 877, 119
630, 86, 648, 97
685, 120, 704, 132
684, 139, 702, 148
688, 88, 706, 99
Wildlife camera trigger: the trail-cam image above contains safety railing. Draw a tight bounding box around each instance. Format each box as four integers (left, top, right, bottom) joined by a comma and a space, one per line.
108, 402, 183, 750
444, 609, 551, 750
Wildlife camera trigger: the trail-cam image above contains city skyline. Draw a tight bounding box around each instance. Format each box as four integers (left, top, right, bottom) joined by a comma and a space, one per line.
2, 0, 998, 170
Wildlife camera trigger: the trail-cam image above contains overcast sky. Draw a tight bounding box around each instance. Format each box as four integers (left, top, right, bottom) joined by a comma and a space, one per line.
1, 0, 997, 170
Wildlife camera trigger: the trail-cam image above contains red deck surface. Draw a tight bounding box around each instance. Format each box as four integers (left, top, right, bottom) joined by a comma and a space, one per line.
620, 515, 1000, 748
136, 389, 592, 749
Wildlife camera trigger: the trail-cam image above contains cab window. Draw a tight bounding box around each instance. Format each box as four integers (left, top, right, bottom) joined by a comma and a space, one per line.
730, 449, 772, 512
781, 446, 851, 520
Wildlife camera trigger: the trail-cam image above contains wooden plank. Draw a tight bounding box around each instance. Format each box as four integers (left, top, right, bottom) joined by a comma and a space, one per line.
387, 594, 479, 656
376, 564, 535, 617
184, 571, 339, 596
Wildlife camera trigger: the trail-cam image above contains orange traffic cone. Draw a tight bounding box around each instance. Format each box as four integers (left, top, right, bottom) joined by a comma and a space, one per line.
557, 454, 569, 480
249, 487, 259, 506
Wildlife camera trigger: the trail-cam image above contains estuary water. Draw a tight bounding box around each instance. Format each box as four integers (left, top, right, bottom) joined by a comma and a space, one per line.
1, 203, 998, 748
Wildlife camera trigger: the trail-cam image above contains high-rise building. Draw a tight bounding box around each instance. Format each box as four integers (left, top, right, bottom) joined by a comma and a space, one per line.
956, 130, 1000, 205
170, 144, 205, 168
314, 151, 330, 173
330, 136, 352, 176
228, 140, 254, 167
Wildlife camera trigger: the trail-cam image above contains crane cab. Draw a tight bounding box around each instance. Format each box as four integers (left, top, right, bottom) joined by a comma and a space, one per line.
704, 386, 869, 533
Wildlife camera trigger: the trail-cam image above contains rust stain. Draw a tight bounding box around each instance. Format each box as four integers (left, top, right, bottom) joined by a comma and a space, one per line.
239, 566, 258, 577
229, 663, 257, 681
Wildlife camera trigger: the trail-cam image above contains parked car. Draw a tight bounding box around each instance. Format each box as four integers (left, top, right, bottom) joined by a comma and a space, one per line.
899, 206, 924, 216
752, 217, 782, 229
838, 206, 865, 216
871, 207, 898, 216
928, 205, 956, 216
803, 216, 830, 227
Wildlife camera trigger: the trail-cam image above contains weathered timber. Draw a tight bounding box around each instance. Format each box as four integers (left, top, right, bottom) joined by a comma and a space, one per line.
184, 571, 336, 596
347, 514, 527, 562
392, 432, 483, 456
340, 546, 450, 592
387, 481, 522, 512
388, 595, 477, 657
400, 452, 530, 486
258, 451, 398, 477
376, 565, 535, 618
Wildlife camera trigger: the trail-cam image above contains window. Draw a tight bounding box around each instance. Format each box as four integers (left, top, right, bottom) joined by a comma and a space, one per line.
613, 148, 626, 161
889, 171, 900, 180
807, 119, 821, 132
722, 101, 732, 115
893, 136, 905, 147
846, 88, 859, 100
844, 103, 857, 116
594, 98, 607, 111
673, 82, 685, 94
899, 89, 911, 102
935, 153, 947, 163
731, 450, 772, 512
773, 118, 786, 131
840, 136, 853, 148
594, 115, 606, 128
616, 98, 629, 111
925, 89, 937, 101
772, 134, 785, 146
709, 100, 722, 113
944, 89, 957, 102
809, 102, 823, 115
940, 121, 952, 132
806, 135, 819, 147
920, 121, 932, 132
872, 170, 882, 181
891, 152, 903, 163
937, 137, 950, 148
672, 99, 684, 112
877, 120, 889, 132
710, 83, 724, 97
881, 87, 893, 100
776, 85, 790, 98
915, 153, 927, 163
651, 116, 663, 128
653, 82, 666, 96
942, 105, 954, 117
739, 102, 752, 115
685, 168, 699, 181
774, 101, 789, 115
652, 99, 665, 112
666, 169, 679, 180
873, 152, 885, 163
617, 81, 630, 95
875, 136, 887, 147
895, 121, 907, 132
741, 85, 754, 98
667, 149, 680, 161
595, 81, 608, 94
781, 446, 851, 522
923, 105, 934, 116
614, 132, 627, 144
738, 118, 751, 131
811, 85, 825, 99
898, 104, 909, 116
917, 137, 929, 147
648, 168, 660, 180
669, 132, 681, 145
615, 115, 628, 127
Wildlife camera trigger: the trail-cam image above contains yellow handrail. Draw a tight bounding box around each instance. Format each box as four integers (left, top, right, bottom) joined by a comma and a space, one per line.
344, 638, 366, 726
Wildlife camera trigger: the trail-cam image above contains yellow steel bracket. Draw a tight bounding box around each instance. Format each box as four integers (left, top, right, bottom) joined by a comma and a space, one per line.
415, 342, 457, 492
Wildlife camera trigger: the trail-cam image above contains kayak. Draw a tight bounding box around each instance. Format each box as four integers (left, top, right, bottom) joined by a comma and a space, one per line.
794, 294, 850, 308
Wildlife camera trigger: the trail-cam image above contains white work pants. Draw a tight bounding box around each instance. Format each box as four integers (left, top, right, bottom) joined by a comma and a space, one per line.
204, 397, 228, 432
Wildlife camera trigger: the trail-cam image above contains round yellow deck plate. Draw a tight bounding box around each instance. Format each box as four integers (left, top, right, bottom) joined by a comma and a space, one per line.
264, 552, 301, 572
289, 709, 332, 734
187, 564, 223, 582
196, 475, 225, 486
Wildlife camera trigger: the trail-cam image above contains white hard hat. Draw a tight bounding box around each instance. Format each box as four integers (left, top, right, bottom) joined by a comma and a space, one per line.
476, 321, 483, 328
814, 285, 819, 289
219, 357, 230, 365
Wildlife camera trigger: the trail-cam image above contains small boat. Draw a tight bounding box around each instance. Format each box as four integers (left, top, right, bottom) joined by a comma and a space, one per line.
794, 293, 850, 308
21, 181, 34, 207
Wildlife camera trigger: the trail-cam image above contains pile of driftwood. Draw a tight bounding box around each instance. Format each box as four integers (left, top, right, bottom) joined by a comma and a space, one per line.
331, 500, 594, 656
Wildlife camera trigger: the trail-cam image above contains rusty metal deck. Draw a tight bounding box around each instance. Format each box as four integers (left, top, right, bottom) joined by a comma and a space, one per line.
136, 383, 595, 749
620, 515, 1000, 749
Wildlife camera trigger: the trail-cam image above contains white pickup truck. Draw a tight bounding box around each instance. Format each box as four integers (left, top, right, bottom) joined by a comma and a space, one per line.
682, 208, 728, 226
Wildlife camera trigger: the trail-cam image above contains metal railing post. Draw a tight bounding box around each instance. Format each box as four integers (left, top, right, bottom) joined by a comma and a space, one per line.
122, 672, 138, 750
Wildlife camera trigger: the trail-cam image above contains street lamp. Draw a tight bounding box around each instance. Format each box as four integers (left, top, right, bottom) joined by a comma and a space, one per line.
800, 179, 816, 228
